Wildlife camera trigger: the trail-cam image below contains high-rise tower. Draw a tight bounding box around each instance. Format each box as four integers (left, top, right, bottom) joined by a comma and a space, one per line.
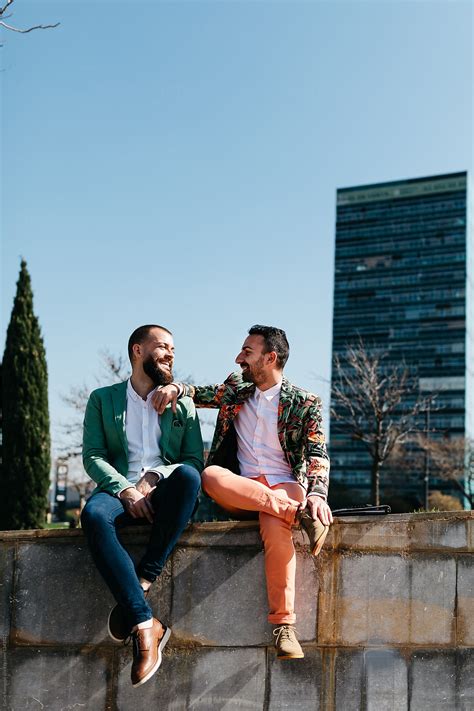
330, 172, 471, 501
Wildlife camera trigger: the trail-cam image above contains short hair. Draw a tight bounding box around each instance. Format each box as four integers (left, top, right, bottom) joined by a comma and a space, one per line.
128, 324, 172, 363
248, 324, 289, 369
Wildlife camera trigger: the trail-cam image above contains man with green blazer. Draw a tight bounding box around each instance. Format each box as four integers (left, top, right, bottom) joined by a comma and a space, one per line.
81, 324, 203, 688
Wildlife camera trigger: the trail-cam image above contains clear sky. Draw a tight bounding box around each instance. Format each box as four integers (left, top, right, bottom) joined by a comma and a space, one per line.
2, 0, 472, 451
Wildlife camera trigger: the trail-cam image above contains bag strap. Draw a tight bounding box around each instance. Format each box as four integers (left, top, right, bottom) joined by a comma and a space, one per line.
332, 504, 391, 517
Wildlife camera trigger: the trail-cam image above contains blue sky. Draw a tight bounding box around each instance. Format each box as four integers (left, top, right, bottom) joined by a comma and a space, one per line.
2, 0, 472, 449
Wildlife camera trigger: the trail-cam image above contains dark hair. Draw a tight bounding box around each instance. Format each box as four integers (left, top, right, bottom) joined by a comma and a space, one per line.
128, 324, 172, 363
248, 324, 289, 369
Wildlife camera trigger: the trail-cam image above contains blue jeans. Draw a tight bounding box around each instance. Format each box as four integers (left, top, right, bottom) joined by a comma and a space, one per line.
81, 464, 201, 627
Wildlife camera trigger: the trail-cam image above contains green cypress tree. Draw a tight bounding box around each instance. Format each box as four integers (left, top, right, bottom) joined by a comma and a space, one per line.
1, 260, 51, 529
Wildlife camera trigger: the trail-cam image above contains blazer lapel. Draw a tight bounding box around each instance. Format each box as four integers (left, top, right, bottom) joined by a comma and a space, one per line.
159, 406, 173, 457
111, 381, 128, 456
234, 380, 255, 404
278, 377, 293, 452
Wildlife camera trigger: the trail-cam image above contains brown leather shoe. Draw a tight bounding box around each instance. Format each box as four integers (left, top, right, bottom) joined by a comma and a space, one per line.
131, 618, 171, 687
108, 588, 150, 643
298, 510, 329, 557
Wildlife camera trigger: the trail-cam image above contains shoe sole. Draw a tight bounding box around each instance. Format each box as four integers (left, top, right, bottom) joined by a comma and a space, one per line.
132, 625, 172, 688
277, 653, 305, 660
107, 608, 129, 643
310, 525, 329, 557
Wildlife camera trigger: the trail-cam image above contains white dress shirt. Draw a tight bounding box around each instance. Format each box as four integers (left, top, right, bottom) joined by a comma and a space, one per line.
234, 381, 296, 487
125, 379, 165, 484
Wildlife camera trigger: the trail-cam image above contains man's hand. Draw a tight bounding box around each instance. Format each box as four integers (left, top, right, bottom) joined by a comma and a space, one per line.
306, 496, 333, 526
152, 383, 180, 415
136, 471, 160, 498
120, 487, 154, 523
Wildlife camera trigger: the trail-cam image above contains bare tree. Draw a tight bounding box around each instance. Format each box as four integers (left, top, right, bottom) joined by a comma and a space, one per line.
59, 349, 130, 460
415, 435, 473, 508
330, 339, 431, 505
0, 0, 59, 36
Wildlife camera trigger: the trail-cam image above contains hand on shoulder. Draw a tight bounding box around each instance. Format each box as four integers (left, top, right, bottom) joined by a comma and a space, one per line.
151, 383, 180, 414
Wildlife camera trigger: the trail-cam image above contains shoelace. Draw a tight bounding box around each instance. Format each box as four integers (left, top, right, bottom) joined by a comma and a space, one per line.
273, 626, 298, 643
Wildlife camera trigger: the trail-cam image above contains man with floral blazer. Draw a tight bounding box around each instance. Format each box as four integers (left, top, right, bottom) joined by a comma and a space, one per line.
154, 325, 332, 660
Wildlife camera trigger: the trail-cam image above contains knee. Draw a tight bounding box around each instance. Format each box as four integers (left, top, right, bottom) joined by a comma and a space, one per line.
80, 503, 102, 533
80, 500, 110, 534
174, 465, 201, 492
201, 466, 221, 495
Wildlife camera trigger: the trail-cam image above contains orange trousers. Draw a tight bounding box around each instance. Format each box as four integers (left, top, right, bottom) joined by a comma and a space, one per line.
201, 466, 306, 625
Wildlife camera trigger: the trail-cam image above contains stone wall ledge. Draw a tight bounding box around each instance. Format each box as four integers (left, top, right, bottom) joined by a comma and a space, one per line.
1, 511, 472, 552
1, 512, 473, 709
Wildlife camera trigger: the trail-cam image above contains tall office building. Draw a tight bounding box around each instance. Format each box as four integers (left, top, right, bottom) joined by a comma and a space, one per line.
330, 171, 472, 499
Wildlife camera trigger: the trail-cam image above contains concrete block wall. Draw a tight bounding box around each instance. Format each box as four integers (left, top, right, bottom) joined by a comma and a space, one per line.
0, 511, 472, 710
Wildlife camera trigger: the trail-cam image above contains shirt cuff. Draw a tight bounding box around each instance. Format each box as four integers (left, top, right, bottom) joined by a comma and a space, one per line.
171, 382, 184, 398
117, 485, 135, 499
145, 469, 163, 483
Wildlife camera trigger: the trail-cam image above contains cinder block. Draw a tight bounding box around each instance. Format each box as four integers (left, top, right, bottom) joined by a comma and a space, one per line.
335, 554, 410, 644
457, 648, 474, 710
116, 646, 266, 710
7, 647, 109, 710
409, 555, 456, 645
267, 647, 323, 710
13, 542, 111, 645
13, 542, 172, 645
0, 544, 14, 638
335, 514, 471, 553
170, 546, 270, 645
409, 517, 469, 551
410, 651, 456, 710
294, 551, 319, 642
365, 649, 408, 711
116, 645, 192, 710
316, 550, 338, 645
334, 650, 364, 711
457, 556, 474, 646
180, 520, 262, 547
335, 518, 411, 552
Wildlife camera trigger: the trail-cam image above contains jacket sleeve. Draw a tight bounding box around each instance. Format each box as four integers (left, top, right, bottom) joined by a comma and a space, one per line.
178, 400, 205, 473
303, 400, 330, 499
82, 391, 132, 496
181, 382, 228, 409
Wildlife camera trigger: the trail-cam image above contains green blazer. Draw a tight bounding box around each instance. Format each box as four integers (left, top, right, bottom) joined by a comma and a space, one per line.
82, 381, 204, 497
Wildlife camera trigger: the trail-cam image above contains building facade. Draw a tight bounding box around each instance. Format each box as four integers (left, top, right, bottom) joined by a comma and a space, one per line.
330, 171, 472, 503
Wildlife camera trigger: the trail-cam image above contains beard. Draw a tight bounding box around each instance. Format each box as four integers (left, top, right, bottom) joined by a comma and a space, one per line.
241, 358, 265, 385
143, 355, 174, 386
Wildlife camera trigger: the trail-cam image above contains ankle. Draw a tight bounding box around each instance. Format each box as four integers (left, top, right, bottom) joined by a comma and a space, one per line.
132, 618, 153, 633
139, 578, 152, 593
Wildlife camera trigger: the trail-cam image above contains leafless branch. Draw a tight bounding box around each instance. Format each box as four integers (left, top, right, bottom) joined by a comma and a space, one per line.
415, 435, 473, 507
330, 337, 433, 504
0, 0, 59, 35
0, 20, 59, 33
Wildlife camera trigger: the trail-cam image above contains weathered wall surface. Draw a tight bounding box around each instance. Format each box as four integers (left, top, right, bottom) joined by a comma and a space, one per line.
0, 512, 472, 710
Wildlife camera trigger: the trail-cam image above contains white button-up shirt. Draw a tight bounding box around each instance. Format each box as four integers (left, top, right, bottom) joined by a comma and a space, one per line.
234, 381, 295, 487
125, 379, 165, 484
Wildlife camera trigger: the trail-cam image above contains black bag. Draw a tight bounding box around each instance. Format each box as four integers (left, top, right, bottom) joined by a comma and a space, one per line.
332, 504, 391, 517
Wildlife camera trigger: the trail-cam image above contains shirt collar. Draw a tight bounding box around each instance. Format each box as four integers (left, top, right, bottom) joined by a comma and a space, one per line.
127, 378, 156, 403
255, 379, 282, 401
